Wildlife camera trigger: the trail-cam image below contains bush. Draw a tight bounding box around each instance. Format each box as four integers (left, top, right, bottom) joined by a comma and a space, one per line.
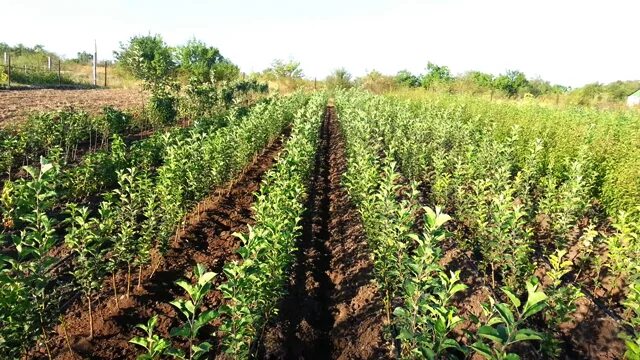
148, 94, 177, 126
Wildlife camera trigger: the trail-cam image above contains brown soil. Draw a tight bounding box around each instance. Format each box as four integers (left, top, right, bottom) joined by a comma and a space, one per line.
259, 106, 390, 359
0, 88, 146, 126
34, 132, 286, 360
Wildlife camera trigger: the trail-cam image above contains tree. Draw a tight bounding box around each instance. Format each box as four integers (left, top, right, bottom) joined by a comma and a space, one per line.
114, 34, 176, 92
494, 70, 529, 98
468, 71, 494, 89
74, 51, 94, 64
178, 39, 233, 84
265, 59, 304, 80
421, 62, 453, 89
395, 70, 420, 87
325, 68, 352, 90
115, 35, 178, 125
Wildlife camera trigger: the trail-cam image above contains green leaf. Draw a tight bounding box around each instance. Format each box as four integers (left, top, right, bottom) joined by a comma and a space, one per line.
397, 328, 414, 341
502, 288, 521, 309
450, 283, 467, 296
170, 325, 191, 338
504, 353, 521, 360
194, 309, 218, 332
393, 307, 408, 317
198, 271, 216, 285
434, 317, 446, 335
166, 347, 186, 359
494, 303, 515, 327
522, 296, 548, 319
441, 338, 463, 352
477, 325, 505, 344
514, 328, 543, 342
175, 280, 193, 296
470, 341, 493, 359
129, 336, 148, 348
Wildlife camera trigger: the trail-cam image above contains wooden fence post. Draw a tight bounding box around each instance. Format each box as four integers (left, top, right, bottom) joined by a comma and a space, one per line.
7, 54, 11, 87
93, 40, 97, 86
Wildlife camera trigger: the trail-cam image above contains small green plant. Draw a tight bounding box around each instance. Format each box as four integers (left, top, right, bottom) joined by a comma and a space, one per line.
129, 315, 173, 360
169, 264, 218, 360
64, 204, 107, 338
470, 279, 548, 360
394, 207, 467, 359
131, 264, 218, 360
542, 249, 583, 357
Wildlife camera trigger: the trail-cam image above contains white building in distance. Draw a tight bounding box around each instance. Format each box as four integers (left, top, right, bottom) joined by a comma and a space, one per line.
628, 89, 640, 107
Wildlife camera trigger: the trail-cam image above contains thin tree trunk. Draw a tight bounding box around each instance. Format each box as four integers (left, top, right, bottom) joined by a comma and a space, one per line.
112, 272, 120, 309
127, 264, 132, 298
137, 265, 143, 289
88, 293, 94, 339
60, 316, 74, 358
40, 315, 52, 360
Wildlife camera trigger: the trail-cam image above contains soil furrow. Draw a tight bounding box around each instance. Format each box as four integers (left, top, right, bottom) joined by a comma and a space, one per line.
37, 132, 288, 360
260, 106, 389, 359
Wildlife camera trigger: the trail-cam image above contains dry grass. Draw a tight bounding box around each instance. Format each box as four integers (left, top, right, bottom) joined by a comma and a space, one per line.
61, 63, 141, 89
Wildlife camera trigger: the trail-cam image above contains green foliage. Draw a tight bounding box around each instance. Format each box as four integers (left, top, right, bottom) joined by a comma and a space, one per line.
470, 280, 548, 360
621, 281, 640, 359
178, 39, 225, 84
264, 59, 304, 80
494, 70, 529, 98
169, 264, 218, 359
129, 316, 172, 360
567, 80, 640, 106
421, 62, 453, 89
394, 207, 467, 359
395, 70, 421, 88
0, 95, 312, 359
0, 158, 59, 358
131, 265, 218, 360
0, 106, 139, 180
64, 204, 107, 337
605, 211, 640, 287
325, 68, 353, 90
148, 93, 178, 126
115, 34, 176, 92
540, 249, 583, 357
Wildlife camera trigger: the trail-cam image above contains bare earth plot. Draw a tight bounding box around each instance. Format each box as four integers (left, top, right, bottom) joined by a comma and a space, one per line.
0, 88, 146, 126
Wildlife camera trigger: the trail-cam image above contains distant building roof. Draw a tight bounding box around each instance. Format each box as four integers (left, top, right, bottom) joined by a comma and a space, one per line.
629, 89, 640, 97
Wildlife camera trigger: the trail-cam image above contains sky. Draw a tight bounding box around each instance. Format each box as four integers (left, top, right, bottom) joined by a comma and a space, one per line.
2, 0, 639, 87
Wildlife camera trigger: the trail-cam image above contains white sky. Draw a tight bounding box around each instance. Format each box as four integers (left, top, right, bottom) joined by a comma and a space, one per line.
2, 0, 639, 87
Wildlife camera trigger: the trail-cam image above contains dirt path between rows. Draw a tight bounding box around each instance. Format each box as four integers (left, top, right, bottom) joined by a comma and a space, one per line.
37, 132, 287, 360
259, 106, 390, 359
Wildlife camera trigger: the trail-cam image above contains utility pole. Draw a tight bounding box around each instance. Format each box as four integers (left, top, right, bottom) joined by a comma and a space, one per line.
93, 40, 97, 86
48, 56, 51, 70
